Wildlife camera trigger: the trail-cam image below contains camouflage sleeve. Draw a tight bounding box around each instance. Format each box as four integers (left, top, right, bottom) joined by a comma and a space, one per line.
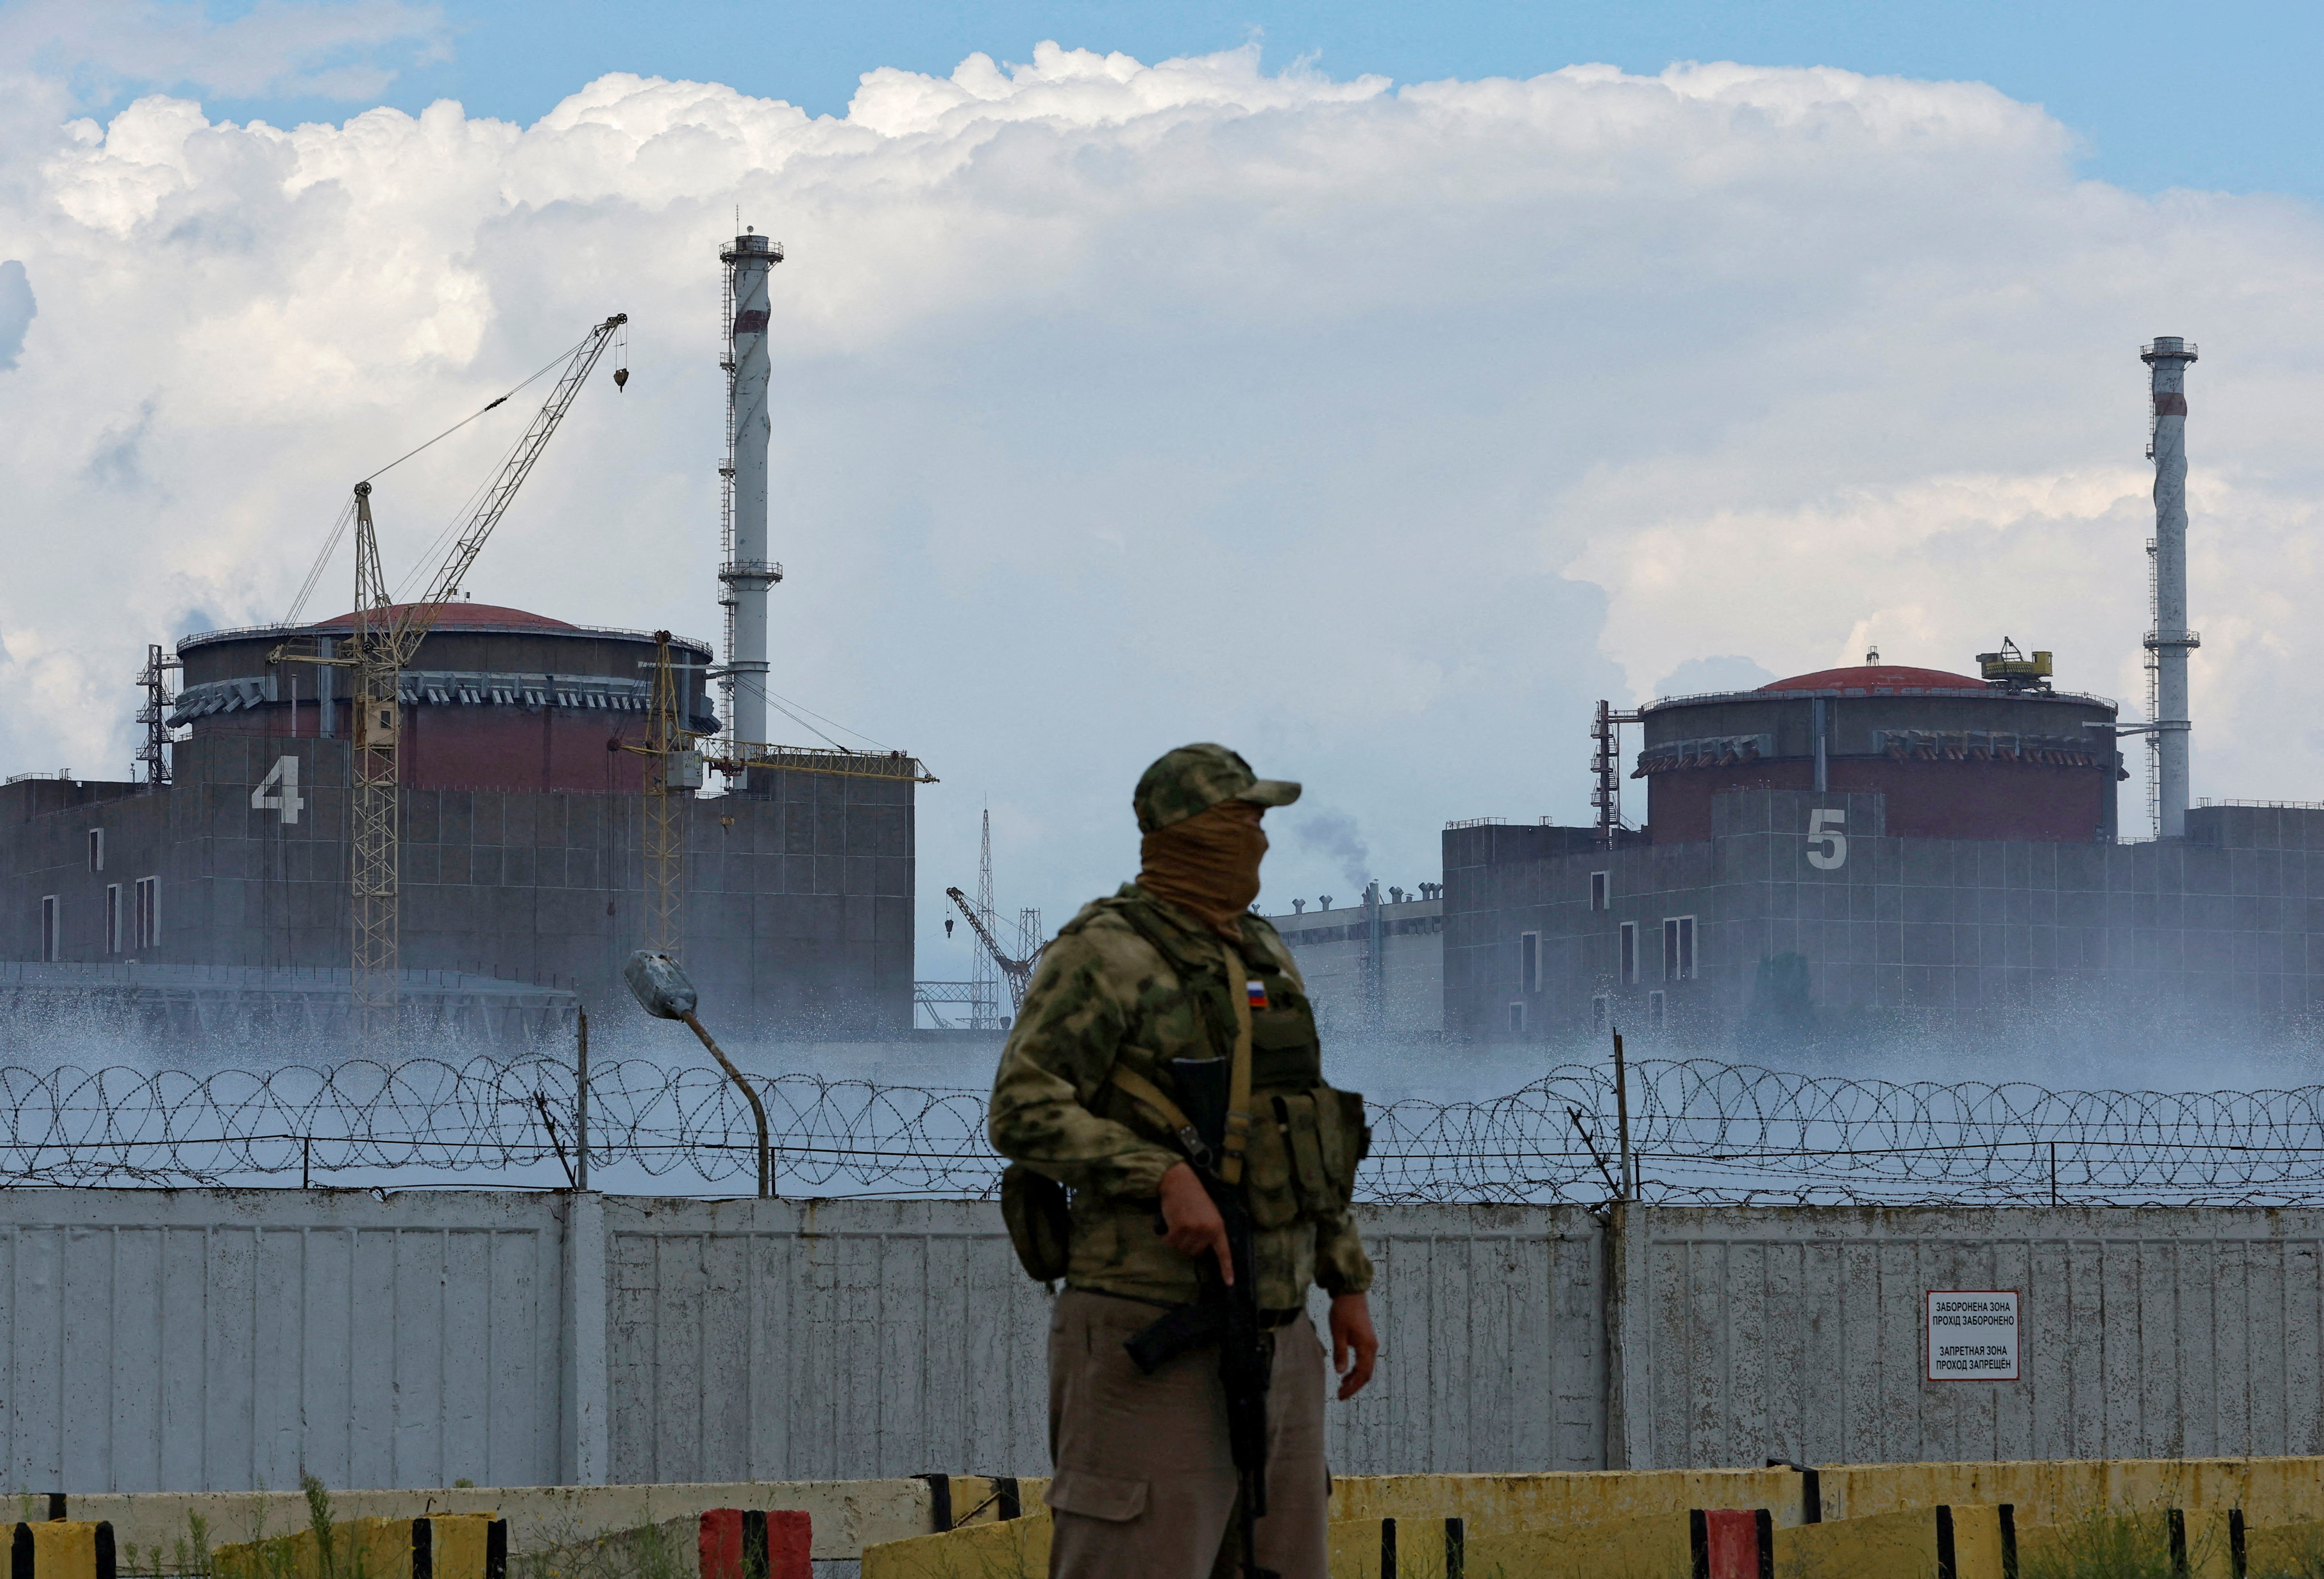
1311, 1209, 1374, 1296
987, 923, 1183, 1199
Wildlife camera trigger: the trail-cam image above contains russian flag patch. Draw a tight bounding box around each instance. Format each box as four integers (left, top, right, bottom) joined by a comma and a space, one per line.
1247, 980, 1269, 1009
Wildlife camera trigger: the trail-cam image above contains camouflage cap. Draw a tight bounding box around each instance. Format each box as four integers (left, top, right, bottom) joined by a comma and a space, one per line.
1134, 743, 1302, 834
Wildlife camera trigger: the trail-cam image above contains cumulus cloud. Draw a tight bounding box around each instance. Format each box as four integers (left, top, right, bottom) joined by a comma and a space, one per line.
2, 42, 2322, 956
0, 261, 32, 369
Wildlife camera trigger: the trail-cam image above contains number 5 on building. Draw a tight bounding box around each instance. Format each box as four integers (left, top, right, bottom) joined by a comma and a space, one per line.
1807, 807, 1847, 869
252, 755, 304, 824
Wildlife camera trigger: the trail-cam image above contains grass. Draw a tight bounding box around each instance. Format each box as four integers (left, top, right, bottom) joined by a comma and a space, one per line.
2020, 1509, 2228, 1579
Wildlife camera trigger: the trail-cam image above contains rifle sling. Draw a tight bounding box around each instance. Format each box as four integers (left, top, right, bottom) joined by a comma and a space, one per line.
1107, 1066, 1198, 1140
1222, 941, 1255, 1187
1101, 985, 1256, 1185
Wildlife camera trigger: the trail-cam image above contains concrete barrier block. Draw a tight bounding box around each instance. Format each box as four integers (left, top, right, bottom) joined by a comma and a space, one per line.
2243, 1513, 2324, 1576
1443, 1507, 1771, 1579
1771, 1504, 2014, 1579
10, 1522, 115, 1579
67, 1480, 928, 1566
1819, 1455, 2324, 1529
1323, 1469, 1812, 1531
2018, 1508, 2243, 1579
211, 1515, 505, 1579
860, 1515, 1048, 1579
696, 1510, 809, 1579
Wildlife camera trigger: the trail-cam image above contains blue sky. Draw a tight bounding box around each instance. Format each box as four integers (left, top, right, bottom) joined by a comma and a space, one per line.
78, 0, 2324, 201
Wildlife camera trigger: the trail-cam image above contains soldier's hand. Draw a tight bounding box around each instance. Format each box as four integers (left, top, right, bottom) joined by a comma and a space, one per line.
1157, 1162, 1233, 1284
1329, 1293, 1378, 1399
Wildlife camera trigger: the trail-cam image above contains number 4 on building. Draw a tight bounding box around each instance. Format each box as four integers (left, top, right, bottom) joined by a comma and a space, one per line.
1807, 807, 1847, 870
252, 755, 305, 824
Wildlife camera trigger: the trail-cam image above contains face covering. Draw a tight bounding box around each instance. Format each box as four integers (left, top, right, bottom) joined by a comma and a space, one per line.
1138, 800, 1268, 938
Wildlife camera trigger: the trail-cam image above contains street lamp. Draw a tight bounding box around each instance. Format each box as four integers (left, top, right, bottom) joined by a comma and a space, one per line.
622, 950, 772, 1198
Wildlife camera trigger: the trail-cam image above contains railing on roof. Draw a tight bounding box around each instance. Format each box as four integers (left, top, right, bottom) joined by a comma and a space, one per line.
1646, 685, 2122, 710
177, 620, 717, 653
3, 769, 72, 786
2197, 798, 2324, 812
1444, 816, 1508, 829
702, 741, 937, 783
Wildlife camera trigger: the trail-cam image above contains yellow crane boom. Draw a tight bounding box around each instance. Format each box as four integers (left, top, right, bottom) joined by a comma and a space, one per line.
282, 313, 627, 1044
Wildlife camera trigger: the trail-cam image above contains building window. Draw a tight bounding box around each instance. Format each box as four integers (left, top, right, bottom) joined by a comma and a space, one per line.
1519, 931, 1539, 995
88, 829, 104, 872
105, 884, 122, 955
1592, 993, 1609, 1033
1662, 916, 1697, 981
40, 896, 60, 963
1508, 1002, 1525, 1034
1619, 922, 1637, 985
134, 877, 160, 950
1648, 989, 1666, 1030
1590, 871, 1609, 911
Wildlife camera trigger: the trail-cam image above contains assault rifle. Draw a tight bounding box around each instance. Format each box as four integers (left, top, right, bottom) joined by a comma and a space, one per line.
1124, 1055, 1276, 1579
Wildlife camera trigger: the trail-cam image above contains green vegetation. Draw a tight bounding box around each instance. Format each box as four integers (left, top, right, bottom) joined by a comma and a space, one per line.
2021, 1509, 2220, 1579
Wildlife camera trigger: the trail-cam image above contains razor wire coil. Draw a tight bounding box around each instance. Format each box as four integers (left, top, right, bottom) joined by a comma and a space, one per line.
1, 1057, 2323, 1205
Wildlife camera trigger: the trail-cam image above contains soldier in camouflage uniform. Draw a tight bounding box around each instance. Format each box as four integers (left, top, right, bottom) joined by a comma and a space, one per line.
989, 743, 1377, 1579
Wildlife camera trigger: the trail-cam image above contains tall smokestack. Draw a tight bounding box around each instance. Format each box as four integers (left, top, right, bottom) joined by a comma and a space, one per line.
720, 230, 784, 755
2141, 335, 2198, 838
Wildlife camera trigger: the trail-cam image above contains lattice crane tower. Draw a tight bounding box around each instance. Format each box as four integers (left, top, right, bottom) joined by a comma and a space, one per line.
280, 313, 627, 1044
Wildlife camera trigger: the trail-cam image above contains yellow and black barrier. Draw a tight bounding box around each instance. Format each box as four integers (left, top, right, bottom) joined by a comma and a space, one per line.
1773, 1503, 2017, 1579
2016, 1506, 2246, 1579
8, 1522, 115, 1579
212, 1515, 506, 1579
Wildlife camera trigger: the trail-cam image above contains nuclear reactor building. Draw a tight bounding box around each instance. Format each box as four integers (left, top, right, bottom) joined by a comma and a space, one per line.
2, 235, 924, 1041
1443, 337, 2324, 1043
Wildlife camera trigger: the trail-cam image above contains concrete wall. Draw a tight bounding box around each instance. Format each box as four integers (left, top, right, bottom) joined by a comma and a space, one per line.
1266, 898, 1444, 1039
0, 732, 915, 1035
11, 1189, 2314, 1493
0, 1190, 1602, 1494
1609, 1204, 2324, 1471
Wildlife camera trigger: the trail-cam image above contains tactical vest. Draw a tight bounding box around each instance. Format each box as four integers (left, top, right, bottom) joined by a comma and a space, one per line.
1001, 894, 1370, 1282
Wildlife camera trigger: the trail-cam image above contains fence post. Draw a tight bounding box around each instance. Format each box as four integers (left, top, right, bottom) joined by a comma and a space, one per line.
1613, 1028, 1634, 1199
576, 1006, 590, 1193
560, 1190, 609, 1484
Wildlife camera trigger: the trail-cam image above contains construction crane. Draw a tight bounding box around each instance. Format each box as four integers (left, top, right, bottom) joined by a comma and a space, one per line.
945, 885, 1041, 1017
277, 312, 628, 1043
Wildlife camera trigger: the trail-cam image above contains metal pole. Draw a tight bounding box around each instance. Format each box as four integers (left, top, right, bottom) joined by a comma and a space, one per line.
1613, 1028, 1633, 1200
683, 1009, 771, 1198
575, 1005, 590, 1192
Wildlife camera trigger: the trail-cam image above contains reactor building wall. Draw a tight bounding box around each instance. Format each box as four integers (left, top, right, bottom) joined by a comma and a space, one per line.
1444, 656, 2324, 1045
3, 605, 920, 1039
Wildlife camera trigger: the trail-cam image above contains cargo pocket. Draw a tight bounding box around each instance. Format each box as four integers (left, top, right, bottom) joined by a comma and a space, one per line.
1317, 1086, 1370, 1205
1045, 1470, 1150, 1522
1277, 1092, 1331, 1215
1241, 1095, 1302, 1230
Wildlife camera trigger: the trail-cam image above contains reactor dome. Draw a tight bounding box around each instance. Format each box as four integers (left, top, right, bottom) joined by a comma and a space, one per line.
1635, 654, 2125, 843
171, 605, 719, 794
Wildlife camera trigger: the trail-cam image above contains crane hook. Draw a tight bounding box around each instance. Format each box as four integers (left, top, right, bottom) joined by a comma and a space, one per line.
613, 368, 629, 391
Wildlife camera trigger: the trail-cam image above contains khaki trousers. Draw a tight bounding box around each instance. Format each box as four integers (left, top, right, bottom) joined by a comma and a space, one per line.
1044, 1289, 1329, 1579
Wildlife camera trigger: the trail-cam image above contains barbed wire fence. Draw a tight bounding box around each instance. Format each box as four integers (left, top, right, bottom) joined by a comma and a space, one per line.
5, 1056, 2324, 1205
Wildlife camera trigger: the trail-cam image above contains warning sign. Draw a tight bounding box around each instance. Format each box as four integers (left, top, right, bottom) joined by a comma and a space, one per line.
1926, 1290, 2019, 1381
